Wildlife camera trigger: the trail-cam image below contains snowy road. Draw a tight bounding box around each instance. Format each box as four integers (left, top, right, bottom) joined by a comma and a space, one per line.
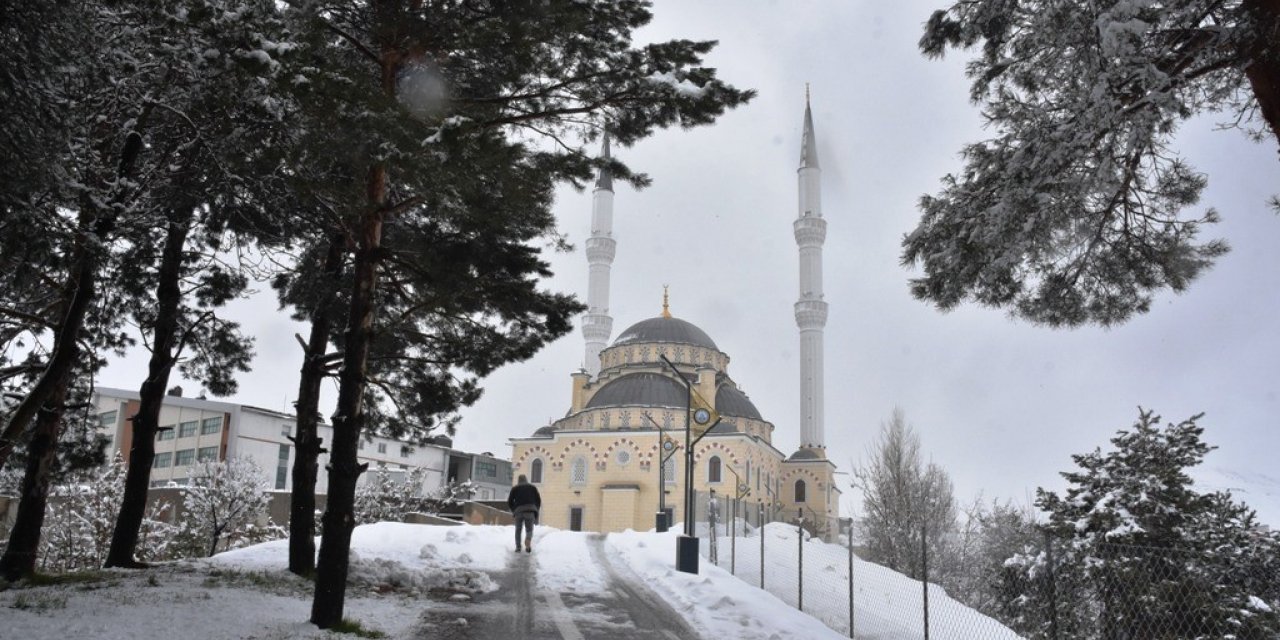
415, 532, 699, 640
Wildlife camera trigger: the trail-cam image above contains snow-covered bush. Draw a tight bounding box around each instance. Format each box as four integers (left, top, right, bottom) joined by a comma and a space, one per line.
36, 454, 174, 572
177, 457, 277, 557
354, 467, 474, 524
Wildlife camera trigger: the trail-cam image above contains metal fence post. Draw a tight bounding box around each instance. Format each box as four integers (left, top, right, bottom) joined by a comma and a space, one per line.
921, 523, 930, 640
759, 501, 765, 590
848, 522, 855, 638
798, 509, 805, 612
1045, 530, 1058, 640
731, 497, 737, 576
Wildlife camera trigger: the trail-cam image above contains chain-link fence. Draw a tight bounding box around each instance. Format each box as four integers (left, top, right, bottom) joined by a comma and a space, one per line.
688, 492, 1280, 639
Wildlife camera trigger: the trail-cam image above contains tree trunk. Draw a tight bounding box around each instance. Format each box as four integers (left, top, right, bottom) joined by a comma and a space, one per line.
310, 201, 384, 628
1244, 0, 1280, 149
288, 230, 347, 577
0, 361, 73, 581
105, 212, 191, 568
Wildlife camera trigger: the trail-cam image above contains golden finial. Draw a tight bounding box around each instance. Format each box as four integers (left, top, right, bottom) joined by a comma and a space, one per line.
661, 285, 671, 318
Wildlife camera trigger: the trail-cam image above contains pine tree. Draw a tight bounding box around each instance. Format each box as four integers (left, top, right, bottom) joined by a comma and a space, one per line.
903, 0, 1280, 327
270, 3, 753, 627
1003, 409, 1280, 638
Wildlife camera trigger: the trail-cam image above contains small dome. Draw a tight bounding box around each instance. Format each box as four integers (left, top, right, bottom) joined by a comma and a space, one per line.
532, 426, 557, 438
613, 316, 718, 351
586, 373, 686, 410
715, 385, 761, 420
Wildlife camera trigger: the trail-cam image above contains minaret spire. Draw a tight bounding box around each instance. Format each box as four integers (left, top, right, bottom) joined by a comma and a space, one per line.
661, 285, 671, 318
794, 92, 828, 454
582, 132, 616, 377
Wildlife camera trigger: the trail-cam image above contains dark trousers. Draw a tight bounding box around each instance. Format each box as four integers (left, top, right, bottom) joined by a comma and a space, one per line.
515, 511, 536, 547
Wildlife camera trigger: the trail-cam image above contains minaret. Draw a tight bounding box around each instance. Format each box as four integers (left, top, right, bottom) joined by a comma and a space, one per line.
794, 89, 828, 453
582, 133, 616, 377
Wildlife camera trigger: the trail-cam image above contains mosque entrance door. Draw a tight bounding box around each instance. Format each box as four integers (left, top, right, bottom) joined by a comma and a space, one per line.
569, 507, 584, 532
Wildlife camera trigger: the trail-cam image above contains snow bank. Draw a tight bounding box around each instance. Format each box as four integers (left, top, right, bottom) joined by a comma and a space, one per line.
607, 528, 849, 640
704, 523, 1021, 639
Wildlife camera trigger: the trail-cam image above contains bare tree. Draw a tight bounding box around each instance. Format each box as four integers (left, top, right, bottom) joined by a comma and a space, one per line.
853, 408, 957, 580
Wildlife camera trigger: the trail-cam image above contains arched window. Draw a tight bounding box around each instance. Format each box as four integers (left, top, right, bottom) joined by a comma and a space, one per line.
571, 456, 588, 484
663, 457, 677, 484
708, 456, 722, 483
530, 458, 543, 484
794, 479, 807, 503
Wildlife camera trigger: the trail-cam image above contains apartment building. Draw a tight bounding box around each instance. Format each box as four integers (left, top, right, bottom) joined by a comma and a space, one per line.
92, 386, 487, 496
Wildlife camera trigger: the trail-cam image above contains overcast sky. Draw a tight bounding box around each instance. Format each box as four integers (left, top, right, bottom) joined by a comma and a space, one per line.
100, 1, 1280, 523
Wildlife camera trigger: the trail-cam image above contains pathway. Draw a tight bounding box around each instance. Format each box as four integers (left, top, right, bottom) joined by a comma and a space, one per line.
414, 533, 700, 639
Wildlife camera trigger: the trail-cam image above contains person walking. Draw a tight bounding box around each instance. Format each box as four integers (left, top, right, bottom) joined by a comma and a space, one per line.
507, 474, 541, 553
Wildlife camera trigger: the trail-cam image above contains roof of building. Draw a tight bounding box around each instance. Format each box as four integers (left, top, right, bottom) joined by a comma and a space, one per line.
715, 384, 762, 420
583, 372, 762, 426
612, 316, 719, 351
787, 448, 823, 461
532, 425, 557, 437
586, 372, 686, 410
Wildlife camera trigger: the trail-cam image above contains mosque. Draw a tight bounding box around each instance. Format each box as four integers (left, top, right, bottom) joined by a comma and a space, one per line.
509, 98, 839, 537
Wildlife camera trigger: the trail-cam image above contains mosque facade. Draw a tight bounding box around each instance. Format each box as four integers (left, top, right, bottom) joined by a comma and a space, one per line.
509, 98, 839, 537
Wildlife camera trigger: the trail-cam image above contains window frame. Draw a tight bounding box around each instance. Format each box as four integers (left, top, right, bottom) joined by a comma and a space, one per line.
707, 455, 722, 483
570, 456, 588, 485
201, 417, 222, 435
794, 479, 807, 503
177, 421, 198, 438
530, 458, 544, 484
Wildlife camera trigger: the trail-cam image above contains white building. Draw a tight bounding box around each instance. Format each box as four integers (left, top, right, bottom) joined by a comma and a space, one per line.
92, 386, 486, 496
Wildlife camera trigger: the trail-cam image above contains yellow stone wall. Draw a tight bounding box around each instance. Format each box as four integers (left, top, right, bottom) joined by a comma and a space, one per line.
512, 432, 831, 533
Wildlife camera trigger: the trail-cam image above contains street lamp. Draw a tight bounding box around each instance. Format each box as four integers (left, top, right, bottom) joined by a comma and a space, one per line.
643, 412, 679, 533
659, 355, 719, 575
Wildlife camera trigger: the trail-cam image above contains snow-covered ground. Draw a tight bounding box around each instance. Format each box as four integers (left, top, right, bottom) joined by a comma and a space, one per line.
1, 522, 1015, 639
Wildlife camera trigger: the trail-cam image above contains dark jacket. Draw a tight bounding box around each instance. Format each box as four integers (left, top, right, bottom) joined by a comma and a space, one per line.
507, 482, 541, 516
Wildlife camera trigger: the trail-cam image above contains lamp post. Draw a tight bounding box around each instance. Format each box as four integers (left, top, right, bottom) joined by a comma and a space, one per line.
724, 464, 750, 576
644, 412, 677, 533
659, 355, 717, 574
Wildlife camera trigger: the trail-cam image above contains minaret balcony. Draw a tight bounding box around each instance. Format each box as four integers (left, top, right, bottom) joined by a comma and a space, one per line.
793, 217, 827, 246
582, 313, 613, 341
585, 236, 617, 262
794, 299, 829, 328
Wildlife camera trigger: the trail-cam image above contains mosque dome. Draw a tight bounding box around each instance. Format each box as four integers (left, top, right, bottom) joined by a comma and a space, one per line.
531, 425, 557, 438
586, 373, 686, 410
612, 316, 718, 351
583, 371, 762, 423
715, 385, 762, 420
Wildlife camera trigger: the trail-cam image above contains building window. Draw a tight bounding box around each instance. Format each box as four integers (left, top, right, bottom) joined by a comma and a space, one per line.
276, 444, 290, 490
175, 449, 195, 466
530, 458, 544, 484
98, 411, 117, 428
476, 461, 497, 478
377, 442, 387, 454
794, 479, 807, 503
157, 426, 175, 441
153, 452, 172, 469
280, 423, 292, 438
707, 456, 722, 483
400, 445, 410, 458
745, 460, 751, 487
571, 456, 587, 484
197, 446, 218, 462
178, 421, 197, 438
663, 457, 677, 484
201, 417, 222, 435
569, 506, 584, 532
